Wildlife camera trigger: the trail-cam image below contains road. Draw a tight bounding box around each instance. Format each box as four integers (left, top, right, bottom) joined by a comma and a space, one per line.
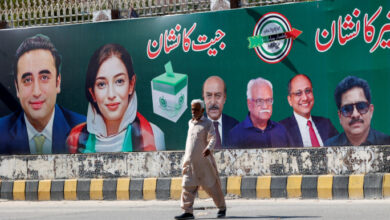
0, 199, 389, 220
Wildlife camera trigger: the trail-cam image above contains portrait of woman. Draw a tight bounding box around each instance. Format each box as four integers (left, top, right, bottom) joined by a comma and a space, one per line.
67, 43, 165, 153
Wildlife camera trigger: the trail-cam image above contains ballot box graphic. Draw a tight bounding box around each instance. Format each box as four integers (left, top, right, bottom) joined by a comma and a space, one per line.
151, 61, 188, 122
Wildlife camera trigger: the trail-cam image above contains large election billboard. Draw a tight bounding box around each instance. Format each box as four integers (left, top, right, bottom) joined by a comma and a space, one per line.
1, 0, 390, 154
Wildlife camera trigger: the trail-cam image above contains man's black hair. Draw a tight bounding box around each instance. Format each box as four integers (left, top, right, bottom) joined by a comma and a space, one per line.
334, 76, 371, 109
13, 34, 61, 83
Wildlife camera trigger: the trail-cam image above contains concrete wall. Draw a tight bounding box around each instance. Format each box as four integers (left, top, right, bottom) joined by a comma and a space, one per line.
1, 146, 390, 180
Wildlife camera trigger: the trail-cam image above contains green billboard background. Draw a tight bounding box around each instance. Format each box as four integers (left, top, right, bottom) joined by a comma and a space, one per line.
1, 0, 390, 150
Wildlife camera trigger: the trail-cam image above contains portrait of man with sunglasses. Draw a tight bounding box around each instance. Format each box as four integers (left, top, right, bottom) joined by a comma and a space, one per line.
325, 76, 390, 146
280, 74, 338, 147
227, 77, 289, 148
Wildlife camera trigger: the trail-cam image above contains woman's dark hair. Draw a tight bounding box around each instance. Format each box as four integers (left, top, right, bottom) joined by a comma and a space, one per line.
85, 44, 135, 114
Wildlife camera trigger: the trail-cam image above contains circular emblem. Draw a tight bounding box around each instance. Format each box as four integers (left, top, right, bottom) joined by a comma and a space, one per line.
252, 12, 292, 64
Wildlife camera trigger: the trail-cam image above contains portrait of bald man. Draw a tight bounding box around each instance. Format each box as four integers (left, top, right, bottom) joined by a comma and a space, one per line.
202, 76, 238, 149
279, 74, 338, 147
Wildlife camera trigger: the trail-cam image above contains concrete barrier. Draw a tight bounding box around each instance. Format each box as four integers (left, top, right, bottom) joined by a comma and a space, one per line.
1, 180, 13, 200
1, 146, 390, 200
1, 146, 390, 180
51, 179, 64, 200
64, 179, 77, 200
103, 179, 117, 200
0, 174, 388, 201
116, 178, 130, 200
364, 173, 383, 199
301, 175, 317, 199
156, 178, 171, 200
318, 175, 332, 199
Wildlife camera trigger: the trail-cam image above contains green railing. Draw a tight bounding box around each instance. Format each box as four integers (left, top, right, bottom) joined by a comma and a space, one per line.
0, 0, 314, 28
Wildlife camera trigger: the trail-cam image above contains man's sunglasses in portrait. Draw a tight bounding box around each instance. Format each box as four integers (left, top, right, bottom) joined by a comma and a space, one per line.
340, 101, 370, 117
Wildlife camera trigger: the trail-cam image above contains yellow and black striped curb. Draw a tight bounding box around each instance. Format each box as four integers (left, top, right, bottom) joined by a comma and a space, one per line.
1, 174, 390, 200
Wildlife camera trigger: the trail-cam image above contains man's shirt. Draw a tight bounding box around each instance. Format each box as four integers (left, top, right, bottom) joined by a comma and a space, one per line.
227, 113, 290, 148
182, 116, 217, 187
325, 128, 390, 146
211, 115, 223, 143
294, 112, 324, 147
25, 109, 55, 154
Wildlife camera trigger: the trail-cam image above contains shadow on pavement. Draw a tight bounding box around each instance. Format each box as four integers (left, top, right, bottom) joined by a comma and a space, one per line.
200, 215, 321, 219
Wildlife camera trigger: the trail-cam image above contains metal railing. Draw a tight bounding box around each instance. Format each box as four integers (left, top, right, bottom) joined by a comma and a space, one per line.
0, 0, 313, 28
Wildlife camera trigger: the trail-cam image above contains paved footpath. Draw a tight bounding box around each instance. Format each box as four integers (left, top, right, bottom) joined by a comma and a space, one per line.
0, 199, 390, 220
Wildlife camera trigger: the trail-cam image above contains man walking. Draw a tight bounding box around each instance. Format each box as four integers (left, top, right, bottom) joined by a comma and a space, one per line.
175, 99, 226, 219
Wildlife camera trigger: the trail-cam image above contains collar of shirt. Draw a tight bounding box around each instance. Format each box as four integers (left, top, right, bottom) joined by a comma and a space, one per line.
191, 115, 206, 124
341, 128, 375, 146
334, 132, 350, 146
293, 111, 324, 146
243, 113, 275, 131
293, 111, 312, 127
25, 108, 55, 151
364, 129, 376, 145
205, 114, 222, 128
211, 115, 222, 125
211, 115, 222, 141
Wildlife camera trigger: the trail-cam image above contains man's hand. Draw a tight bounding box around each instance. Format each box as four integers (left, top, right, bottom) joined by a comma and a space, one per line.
202, 148, 210, 157
182, 166, 188, 175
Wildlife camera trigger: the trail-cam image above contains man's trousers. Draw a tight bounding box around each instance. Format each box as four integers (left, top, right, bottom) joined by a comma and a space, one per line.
180, 179, 226, 214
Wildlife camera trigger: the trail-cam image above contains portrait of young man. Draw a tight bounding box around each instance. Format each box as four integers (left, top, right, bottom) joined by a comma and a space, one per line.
0, 34, 85, 154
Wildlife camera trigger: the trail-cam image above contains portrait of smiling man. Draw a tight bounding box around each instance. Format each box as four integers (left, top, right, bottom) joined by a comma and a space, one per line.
325, 76, 390, 146
279, 74, 338, 147
227, 77, 289, 148
0, 34, 85, 154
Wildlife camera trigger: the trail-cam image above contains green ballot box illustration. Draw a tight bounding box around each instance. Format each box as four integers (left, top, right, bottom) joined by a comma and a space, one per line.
151, 61, 188, 122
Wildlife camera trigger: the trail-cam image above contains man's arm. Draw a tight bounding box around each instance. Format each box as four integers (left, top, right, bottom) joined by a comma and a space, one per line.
203, 121, 216, 157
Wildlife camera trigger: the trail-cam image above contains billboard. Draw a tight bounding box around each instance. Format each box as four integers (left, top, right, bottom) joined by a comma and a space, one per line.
1, 0, 390, 154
